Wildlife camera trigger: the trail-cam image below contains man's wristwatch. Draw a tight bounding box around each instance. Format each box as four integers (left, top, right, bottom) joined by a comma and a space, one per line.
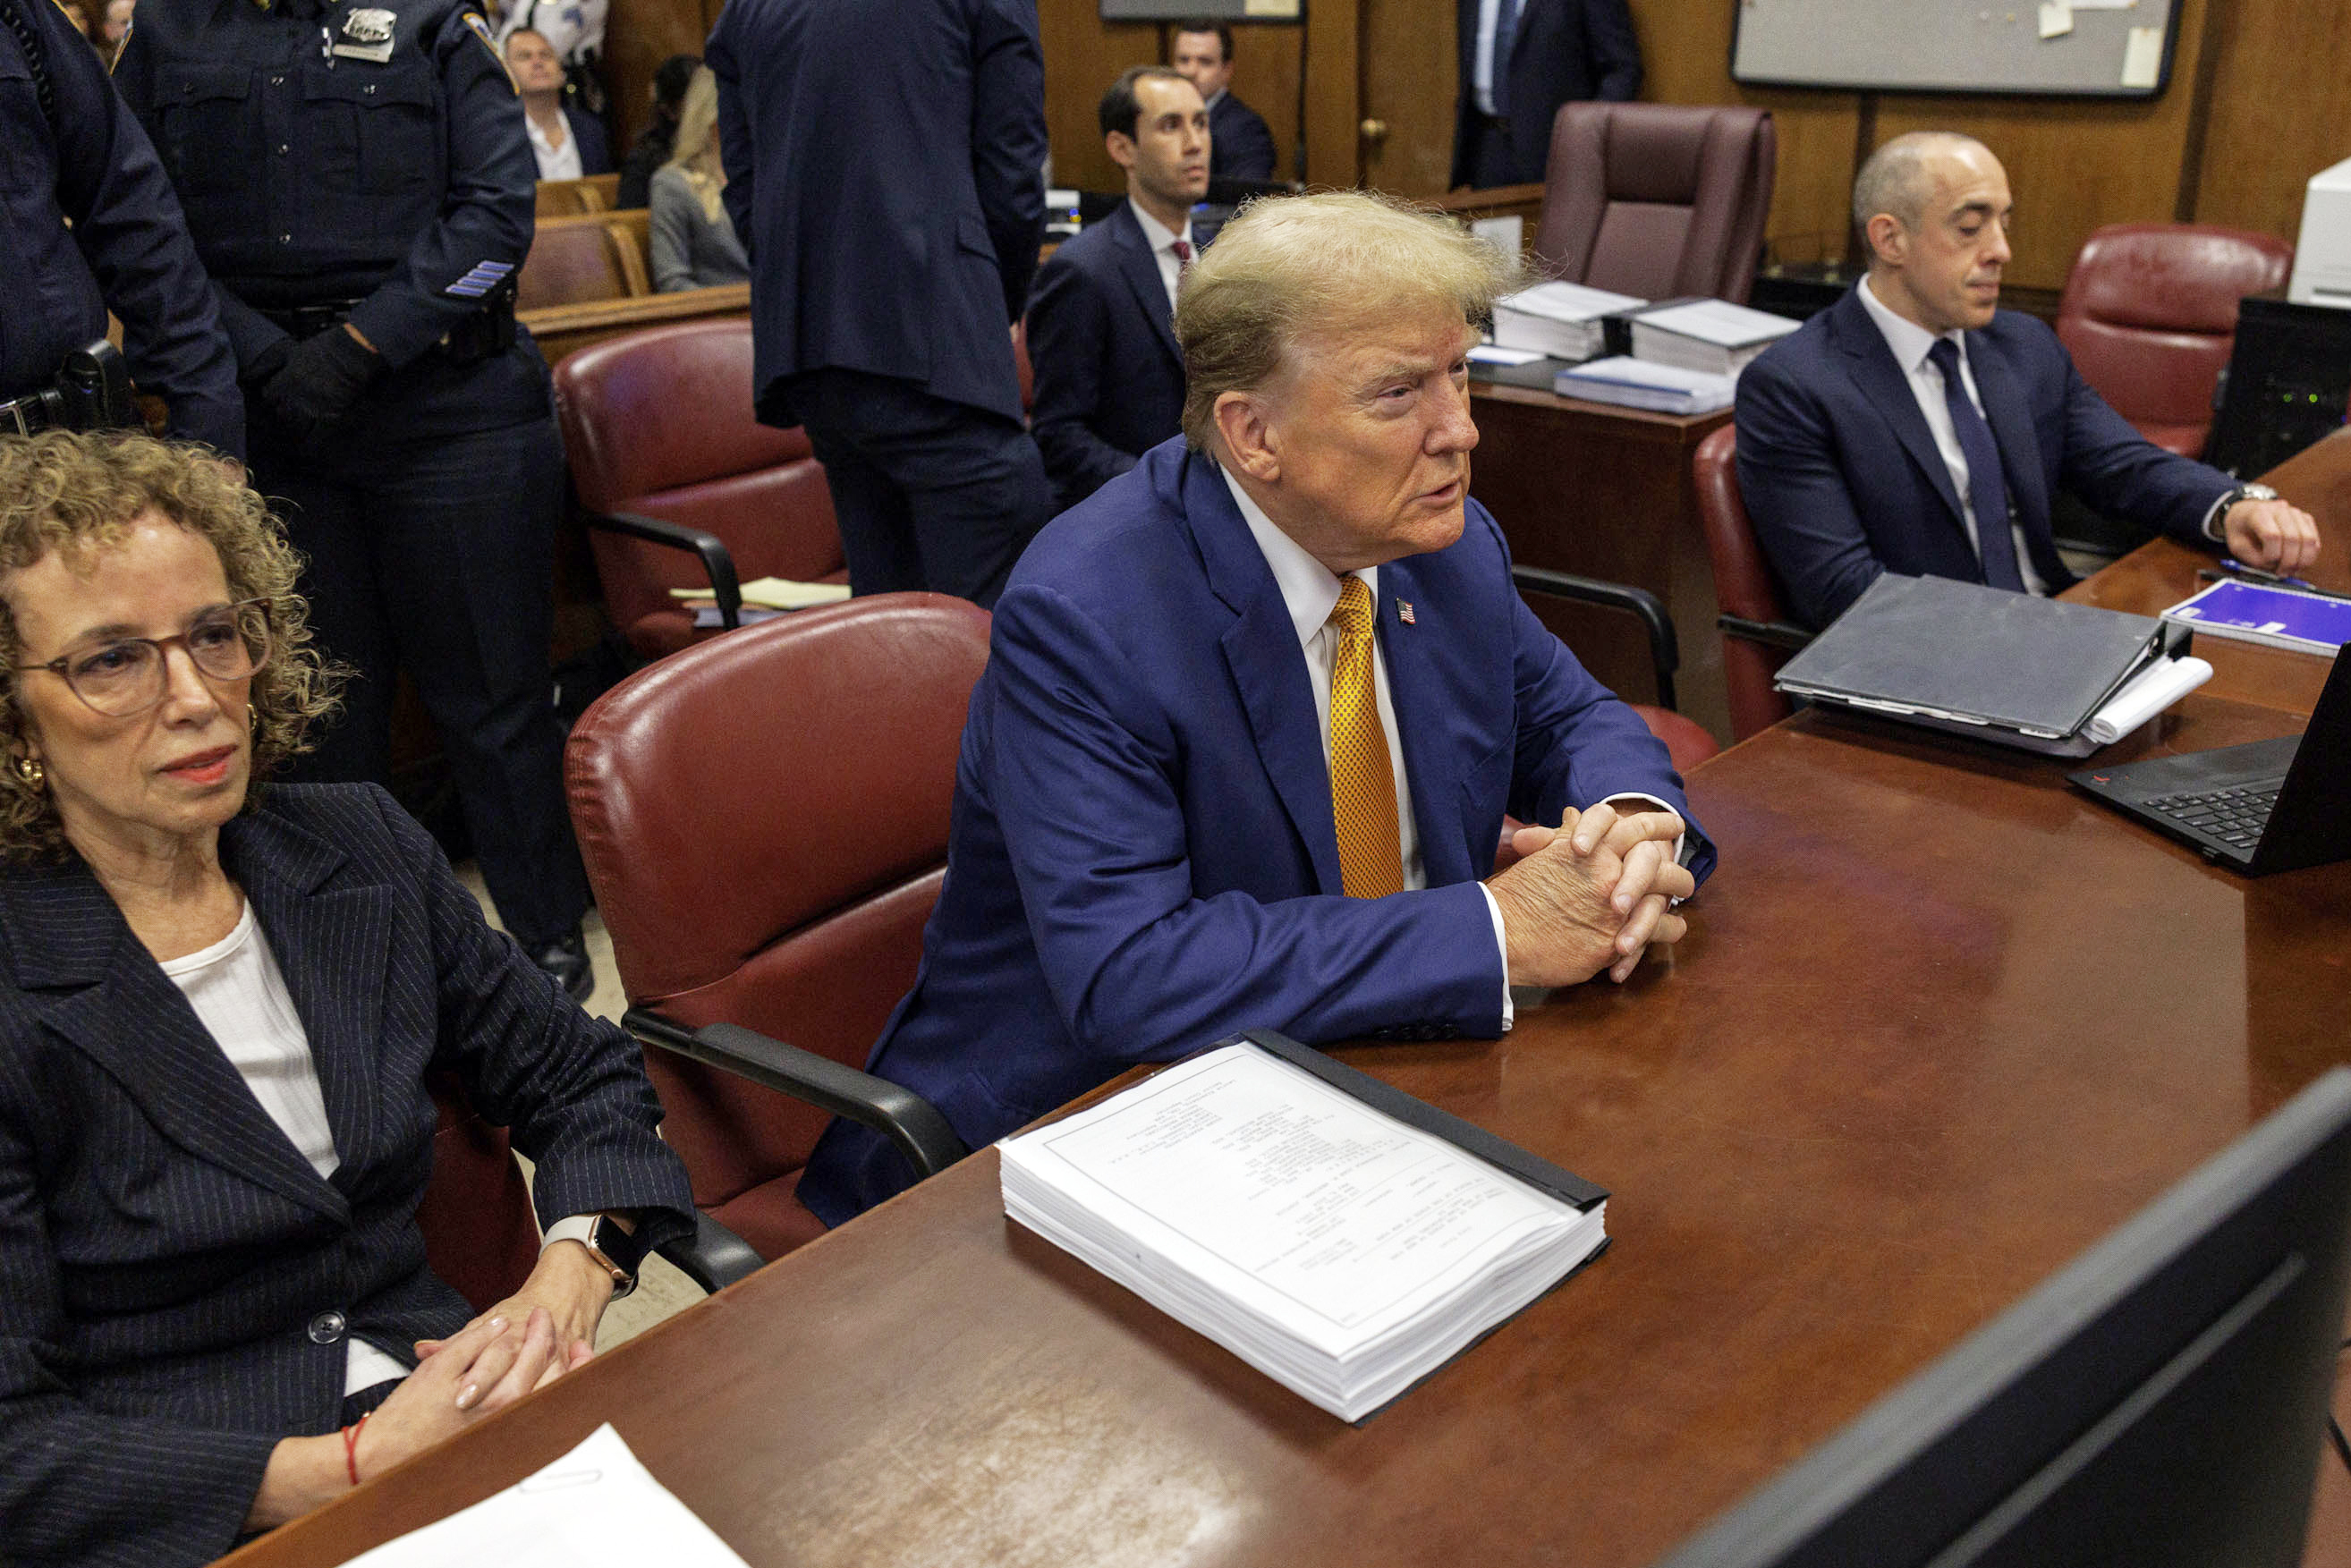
2219, 481, 2279, 517
578, 1213, 649, 1299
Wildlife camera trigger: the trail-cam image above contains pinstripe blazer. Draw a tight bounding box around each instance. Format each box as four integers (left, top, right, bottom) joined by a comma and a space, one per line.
0, 784, 694, 1568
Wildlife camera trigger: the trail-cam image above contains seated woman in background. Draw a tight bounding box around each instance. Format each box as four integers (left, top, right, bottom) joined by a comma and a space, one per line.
649, 67, 750, 292
0, 434, 694, 1567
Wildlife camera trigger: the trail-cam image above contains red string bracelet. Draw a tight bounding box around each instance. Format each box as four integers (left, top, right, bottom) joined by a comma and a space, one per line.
343, 1411, 371, 1487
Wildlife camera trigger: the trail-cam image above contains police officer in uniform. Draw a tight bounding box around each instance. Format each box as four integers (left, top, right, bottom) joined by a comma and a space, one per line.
115, 0, 597, 996
2, 0, 239, 454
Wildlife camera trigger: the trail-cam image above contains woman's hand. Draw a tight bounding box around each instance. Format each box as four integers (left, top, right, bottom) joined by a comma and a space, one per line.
413, 1240, 615, 1371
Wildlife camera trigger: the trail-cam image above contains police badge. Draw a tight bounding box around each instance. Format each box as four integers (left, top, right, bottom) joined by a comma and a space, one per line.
331, 7, 398, 62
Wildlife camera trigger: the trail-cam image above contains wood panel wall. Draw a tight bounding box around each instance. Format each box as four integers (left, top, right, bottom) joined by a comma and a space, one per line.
596, 0, 2351, 292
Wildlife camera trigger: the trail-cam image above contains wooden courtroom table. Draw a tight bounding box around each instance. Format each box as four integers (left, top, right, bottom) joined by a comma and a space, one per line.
1468, 383, 1734, 742
222, 440, 2351, 1568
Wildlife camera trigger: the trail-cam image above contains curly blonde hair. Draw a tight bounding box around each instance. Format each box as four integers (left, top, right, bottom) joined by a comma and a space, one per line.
0, 432, 341, 861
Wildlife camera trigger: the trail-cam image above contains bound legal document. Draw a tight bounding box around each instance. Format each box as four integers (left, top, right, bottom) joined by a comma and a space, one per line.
999, 1030, 1609, 1421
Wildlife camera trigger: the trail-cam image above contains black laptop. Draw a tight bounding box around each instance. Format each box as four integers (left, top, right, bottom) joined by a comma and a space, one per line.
2067, 650, 2351, 875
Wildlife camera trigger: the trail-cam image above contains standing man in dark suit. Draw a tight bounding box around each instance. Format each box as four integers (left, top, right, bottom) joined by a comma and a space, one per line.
709, 0, 1053, 607
1025, 67, 1206, 513
799, 191, 1709, 1224
1451, 0, 1642, 190
1171, 18, 1278, 184
1736, 131, 2319, 630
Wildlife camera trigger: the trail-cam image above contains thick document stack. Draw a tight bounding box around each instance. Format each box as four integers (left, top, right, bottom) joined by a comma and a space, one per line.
1774, 574, 2207, 757
999, 1030, 1609, 1422
1555, 355, 1736, 414
1490, 280, 1647, 361
2161, 578, 2351, 655
1628, 298, 1800, 376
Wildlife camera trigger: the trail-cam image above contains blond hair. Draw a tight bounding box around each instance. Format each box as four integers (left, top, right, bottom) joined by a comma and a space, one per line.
663, 66, 727, 224
0, 432, 342, 862
1174, 189, 1521, 449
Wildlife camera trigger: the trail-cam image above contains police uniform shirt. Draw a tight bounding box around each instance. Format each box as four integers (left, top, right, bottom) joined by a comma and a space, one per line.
0, 0, 242, 453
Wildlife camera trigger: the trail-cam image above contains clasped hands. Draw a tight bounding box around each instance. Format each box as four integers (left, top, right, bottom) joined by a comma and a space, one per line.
1485, 801, 1694, 988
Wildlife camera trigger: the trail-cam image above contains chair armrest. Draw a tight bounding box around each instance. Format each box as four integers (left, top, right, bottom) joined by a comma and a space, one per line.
581, 510, 744, 631
652, 1210, 765, 1293
624, 1009, 970, 1181
1511, 565, 1683, 711
1716, 613, 1814, 652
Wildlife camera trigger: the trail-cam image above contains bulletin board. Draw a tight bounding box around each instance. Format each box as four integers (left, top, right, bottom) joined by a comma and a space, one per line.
1729, 0, 2184, 97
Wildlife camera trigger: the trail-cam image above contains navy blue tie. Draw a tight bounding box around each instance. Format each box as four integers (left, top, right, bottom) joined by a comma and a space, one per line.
1925, 337, 2024, 593
1490, 0, 1521, 116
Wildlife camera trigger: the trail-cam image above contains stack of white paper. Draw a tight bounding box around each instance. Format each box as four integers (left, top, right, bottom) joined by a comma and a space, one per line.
1556, 355, 1737, 415
999, 1044, 1607, 1422
1491, 280, 1647, 361
1630, 299, 1800, 376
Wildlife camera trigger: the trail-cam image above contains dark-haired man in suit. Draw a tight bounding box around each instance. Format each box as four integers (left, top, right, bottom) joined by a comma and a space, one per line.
1451, 0, 1642, 190
1025, 67, 1206, 512
1172, 19, 1277, 183
1736, 131, 2319, 630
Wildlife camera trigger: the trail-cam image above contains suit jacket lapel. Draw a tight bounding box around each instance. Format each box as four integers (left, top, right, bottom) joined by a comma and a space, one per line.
220, 809, 393, 1192
0, 856, 346, 1220
1830, 291, 1970, 537
1373, 557, 1473, 888
1108, 204, 1184, 367
1180, 453, 1348, 895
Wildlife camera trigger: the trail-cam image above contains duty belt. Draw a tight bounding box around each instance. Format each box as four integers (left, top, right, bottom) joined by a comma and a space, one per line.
256, 301, 366, 340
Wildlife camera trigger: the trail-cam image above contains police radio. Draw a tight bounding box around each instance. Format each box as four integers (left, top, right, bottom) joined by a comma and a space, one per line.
4, 342, 140, 437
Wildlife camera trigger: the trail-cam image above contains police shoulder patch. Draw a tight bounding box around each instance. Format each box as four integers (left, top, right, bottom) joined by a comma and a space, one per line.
461, 12, 518, 93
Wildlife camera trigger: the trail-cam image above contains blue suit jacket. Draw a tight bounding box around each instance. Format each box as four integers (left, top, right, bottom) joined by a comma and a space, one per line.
0, 784, 693, 1568
563, 105, 612, 176
1736, 285, 2238, 630
1023, 202, 1187, 512
707, 0, 1046, 427
1451, 0, 1642, 188
1208, 90, 1278, 183
798, 438, 1714, 1224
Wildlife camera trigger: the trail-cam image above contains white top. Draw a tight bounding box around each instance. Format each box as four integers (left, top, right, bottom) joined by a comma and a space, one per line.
524, 111, 582, 182
1855, 275, 2050, 595
1128, 200, 1194, 321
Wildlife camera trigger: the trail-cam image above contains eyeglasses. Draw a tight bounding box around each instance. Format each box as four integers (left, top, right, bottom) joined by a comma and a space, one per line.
13, 598, 274, 718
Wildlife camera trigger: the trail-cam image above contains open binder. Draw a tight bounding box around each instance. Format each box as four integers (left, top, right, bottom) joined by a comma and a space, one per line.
1772, 573, 2201, 758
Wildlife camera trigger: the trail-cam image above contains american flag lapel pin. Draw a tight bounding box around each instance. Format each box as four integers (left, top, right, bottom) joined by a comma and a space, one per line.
1396, 599, 1416, 624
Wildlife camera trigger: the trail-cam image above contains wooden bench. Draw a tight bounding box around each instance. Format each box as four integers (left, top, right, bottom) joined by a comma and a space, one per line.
534, 173, 623, 216
516, 208, 653, 311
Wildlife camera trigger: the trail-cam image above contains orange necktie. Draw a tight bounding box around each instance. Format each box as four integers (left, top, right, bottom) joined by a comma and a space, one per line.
1328, 575, 1404, 898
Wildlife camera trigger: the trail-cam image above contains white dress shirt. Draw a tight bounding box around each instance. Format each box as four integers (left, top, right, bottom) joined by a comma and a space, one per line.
1128, 200, 1194, 321
1472, 0, 1511, 115
524, 110, 582, 182
164, 900, 596, 1395
1854, 274, 2050, 596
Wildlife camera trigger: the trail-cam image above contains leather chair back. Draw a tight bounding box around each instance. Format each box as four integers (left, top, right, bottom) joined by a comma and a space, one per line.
1533, 103, 1776, 305
415, 1069, 542, 1313
517, 215, 646, 310
2055, 224, 2294, 460
1693, 424, 1796, 740
564, 595, 991, 1258
554, 318, 844, 658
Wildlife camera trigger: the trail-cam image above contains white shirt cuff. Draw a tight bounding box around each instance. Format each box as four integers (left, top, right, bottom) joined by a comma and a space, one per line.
2202, 492, 2233, 543
1479, 882, 1515, 1032
542, 1214, 599, 1252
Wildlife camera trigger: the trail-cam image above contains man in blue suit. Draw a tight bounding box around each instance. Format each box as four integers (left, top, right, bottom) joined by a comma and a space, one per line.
1738, 132, 2320, 631
1172, 20, 1279, 184
1452, 0, 1642, 190
708, 0, 1053, 607
1025, 67, 1208, 513
800, 191, 1712, 1224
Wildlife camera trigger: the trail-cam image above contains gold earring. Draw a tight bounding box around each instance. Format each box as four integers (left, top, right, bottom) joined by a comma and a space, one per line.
12, 755, 42, 789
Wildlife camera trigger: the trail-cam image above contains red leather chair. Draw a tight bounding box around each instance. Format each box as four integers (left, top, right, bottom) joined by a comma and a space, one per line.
1692, 424, 1810, 742
416, 1070, 759, 1308
553, 318, 845, 660
564, 595, 984, 1260
1509, 567, 1719, 774
2055, 224, 2294, 460
1532, 104, 1776, 305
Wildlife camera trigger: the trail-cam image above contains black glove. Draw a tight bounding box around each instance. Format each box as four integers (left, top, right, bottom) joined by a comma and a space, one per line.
239, 335, 293, 394
261, 326, 381, 442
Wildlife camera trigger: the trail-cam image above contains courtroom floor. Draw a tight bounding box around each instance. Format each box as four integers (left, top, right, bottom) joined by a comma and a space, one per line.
454, 862, 712, 1351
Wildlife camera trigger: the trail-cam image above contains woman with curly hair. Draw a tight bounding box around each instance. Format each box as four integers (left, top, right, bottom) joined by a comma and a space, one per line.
0, 433, 693, 1567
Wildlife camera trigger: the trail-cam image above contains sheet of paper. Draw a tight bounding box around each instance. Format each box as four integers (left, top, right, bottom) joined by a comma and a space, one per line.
1469, 344, 1549, 366
670, 577, 853, 610
337, 1425, 749, 1568
1471, 214, 1523, 260
1006, 1046, 1577, 1348
1243, 0, 1300, 14
2038, 1, 2074, 38
2068, 0, 2135, 10
1499, 280, 1647, 322
2120, 24, 2164, 87
1634, 298, 1799, 347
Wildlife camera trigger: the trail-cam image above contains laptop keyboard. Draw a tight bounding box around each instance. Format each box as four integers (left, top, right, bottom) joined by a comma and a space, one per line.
2143, 784, 2282, 852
